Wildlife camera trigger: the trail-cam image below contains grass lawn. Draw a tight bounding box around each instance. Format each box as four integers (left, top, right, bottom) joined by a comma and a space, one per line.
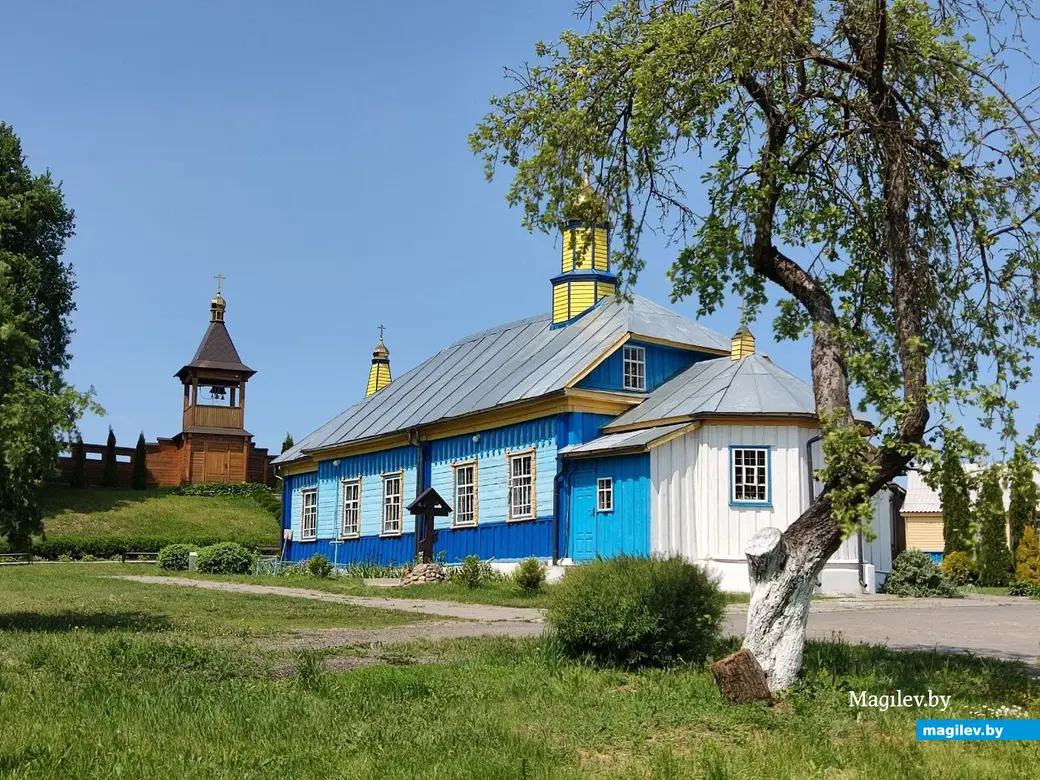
38, 485, 280, 545
0, 564, 1036, 778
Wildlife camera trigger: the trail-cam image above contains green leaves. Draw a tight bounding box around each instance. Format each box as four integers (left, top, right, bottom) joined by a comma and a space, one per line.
0, 122, 93, 550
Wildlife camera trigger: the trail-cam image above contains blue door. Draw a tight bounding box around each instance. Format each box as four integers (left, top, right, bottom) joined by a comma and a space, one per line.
571, 466, 597, 561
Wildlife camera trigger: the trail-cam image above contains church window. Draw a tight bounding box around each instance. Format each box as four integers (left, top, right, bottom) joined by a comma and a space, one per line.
452, 462, 477, 527
597, 477, 613, 512
301, 488, 317, 540
508, 451, 535, 520
340, 478, 361, 538
730, 447, 770, 505
381, 473, 403, 535
623, 345, 646, 391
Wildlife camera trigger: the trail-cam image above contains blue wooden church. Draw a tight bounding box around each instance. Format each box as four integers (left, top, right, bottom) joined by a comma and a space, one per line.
273, 192, 897, 594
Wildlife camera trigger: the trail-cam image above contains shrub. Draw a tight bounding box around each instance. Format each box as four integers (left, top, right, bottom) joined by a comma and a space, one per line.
195, 542, 255, 575
513, 557, 547, 594
1008, 580, 1033, 596
80, 554, 97, 562
58, 553, 74, 563
546, 556, 725, 668
452, 555, 484, 588
883, 549, 959, 597
1014, 526, 1040, 586
157, 543, 196, 571
12, 533, 274, 561
940, 550, 977, 586
306, 554, 334, 579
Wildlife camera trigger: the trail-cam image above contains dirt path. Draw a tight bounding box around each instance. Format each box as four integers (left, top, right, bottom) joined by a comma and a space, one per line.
117, 575, 544, 623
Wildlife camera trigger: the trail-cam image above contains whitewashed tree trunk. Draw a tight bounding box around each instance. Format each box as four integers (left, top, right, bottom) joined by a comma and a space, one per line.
742, 501, 841, 692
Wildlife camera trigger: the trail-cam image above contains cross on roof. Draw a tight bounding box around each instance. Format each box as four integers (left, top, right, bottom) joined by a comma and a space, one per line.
214, 273, 226, 294
378, 324, 386, 341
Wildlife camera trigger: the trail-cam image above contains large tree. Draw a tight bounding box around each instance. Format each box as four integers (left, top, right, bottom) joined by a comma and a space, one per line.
976, 465, 1014, 586
0, 122, 93, 549
472, 1, 1040, 689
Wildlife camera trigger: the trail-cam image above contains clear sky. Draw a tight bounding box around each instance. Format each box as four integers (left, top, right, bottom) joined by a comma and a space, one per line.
3, 1, 1036, 458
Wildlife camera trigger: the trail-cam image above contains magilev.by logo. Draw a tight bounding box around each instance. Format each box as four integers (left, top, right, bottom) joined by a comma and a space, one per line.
849, 690, 952, 712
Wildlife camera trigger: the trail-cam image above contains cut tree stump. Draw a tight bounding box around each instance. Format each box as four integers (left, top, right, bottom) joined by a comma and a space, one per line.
711, 648, 773, 705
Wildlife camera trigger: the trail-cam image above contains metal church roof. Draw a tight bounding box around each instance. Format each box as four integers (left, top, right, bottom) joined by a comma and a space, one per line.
605, 352, 816, 431
559, 422, 691, 457
273, 295, 729, 465
176, 322, 255, 378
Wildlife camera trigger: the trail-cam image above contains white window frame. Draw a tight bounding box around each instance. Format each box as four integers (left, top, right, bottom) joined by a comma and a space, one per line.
507, 450, 536, 521
381, 472, 403, 536
452, 461, 478, 527
623, 344, 647, 391
300, 488, 317, 540
597, 477, 613, 512
730, 446, 770, 505
340, 478, 361, 538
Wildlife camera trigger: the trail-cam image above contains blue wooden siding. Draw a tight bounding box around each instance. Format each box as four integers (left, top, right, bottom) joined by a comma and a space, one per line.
433, 517, 554, 562
563, 454, 651, 560
285, 534, 416, 567
577, 341, 712, 393
555, 412, 616, 448
429, 417, 556, 533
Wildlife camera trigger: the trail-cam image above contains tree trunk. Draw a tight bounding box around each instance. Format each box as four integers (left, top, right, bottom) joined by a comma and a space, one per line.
741, 499, 842, 692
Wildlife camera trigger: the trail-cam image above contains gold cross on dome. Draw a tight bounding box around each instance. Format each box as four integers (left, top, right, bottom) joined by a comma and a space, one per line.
214, 273, 226, 294
378, 324, 386, 341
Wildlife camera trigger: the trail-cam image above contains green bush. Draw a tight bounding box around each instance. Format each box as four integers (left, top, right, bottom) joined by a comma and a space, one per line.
546, 556, 725, 669
195, 543, 256, 575
157, 543, 196, 571
940, 550, 977, 585
513, 557, 547, 594
306, 554, 334, 579
452, 555, 484, 588
883, 549, 959, 598
80, 554, 98, 562
11, 533, 272, 561
1008, 580, 1033, 596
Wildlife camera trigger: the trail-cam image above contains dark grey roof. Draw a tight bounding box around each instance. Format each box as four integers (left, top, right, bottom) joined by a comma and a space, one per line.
559, 422, 691, 457
273, 295, 728, 465
177, 322, 255, 378
605, 353, 815, 430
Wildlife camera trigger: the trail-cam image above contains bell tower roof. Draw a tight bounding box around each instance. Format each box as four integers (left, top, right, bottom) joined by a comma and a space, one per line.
175, 280, 255, 380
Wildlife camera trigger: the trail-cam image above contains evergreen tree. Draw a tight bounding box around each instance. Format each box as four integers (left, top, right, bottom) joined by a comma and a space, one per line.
281, 432, 294, 454
1007, 445, 1038, 560
131, 432, 148, 490
939, 437, 973, 557
69, 434, 85, 489
101, 427, 119, 488
976, 466, 1014, 587
1015, 526, 1040, 587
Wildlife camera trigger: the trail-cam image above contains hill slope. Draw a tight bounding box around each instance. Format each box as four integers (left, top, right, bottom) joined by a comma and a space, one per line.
39, 487, 281, 547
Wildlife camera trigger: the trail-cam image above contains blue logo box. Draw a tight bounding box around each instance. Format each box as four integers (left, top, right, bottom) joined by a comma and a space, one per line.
917, 720, 1040, 740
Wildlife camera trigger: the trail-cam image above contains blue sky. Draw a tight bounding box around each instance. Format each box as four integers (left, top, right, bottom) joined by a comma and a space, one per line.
3, 1, 1036, 458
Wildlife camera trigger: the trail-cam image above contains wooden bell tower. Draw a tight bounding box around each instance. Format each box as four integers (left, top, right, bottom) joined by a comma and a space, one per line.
171, 277, 266, 484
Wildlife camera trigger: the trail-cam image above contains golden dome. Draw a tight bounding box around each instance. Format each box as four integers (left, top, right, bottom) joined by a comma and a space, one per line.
565, 162, 607, 222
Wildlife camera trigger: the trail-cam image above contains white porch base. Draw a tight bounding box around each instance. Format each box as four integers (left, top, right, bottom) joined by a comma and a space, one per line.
701, 558, 881, 595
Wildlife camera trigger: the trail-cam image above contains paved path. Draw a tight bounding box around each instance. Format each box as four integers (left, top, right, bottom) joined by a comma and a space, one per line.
119, 576, 1040, 664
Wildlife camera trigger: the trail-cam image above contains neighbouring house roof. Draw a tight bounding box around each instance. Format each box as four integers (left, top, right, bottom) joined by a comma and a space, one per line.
558, 422, 691, 457
273, 295, 729, 466
177, 322, 255, 379
604, 352, 816, 431
902, 465, 1040, 514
